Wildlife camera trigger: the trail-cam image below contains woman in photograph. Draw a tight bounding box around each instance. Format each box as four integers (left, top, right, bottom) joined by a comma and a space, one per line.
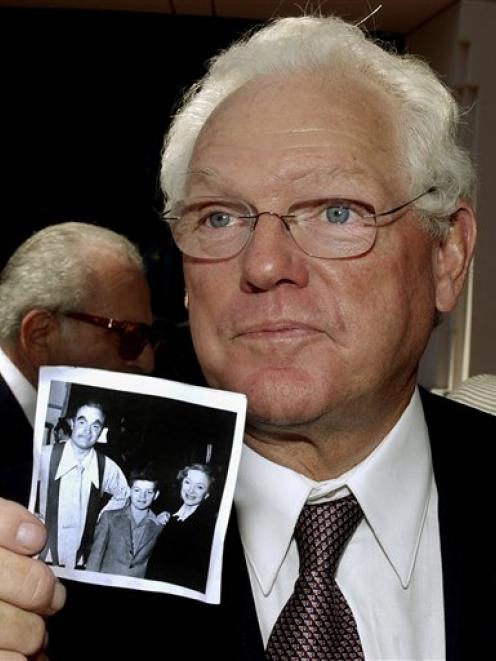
146, 463, 217, 592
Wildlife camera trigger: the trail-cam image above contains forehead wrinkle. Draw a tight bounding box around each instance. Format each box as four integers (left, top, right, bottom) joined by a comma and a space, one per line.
280, 166, 376, 190
187, 164, 385, 204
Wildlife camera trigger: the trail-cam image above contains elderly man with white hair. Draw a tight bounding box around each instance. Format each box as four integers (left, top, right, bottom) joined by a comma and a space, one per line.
0, 14, 493, 660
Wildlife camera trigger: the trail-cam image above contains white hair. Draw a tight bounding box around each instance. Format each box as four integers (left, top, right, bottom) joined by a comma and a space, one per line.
160, 15, 476, 235
0, 222, 144, 342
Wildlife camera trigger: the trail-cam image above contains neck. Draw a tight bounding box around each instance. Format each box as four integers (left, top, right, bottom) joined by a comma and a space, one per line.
131, 505, 148, 524
245, 387, 415, 480
70, 441, 93, 462
178, 503, 198, 517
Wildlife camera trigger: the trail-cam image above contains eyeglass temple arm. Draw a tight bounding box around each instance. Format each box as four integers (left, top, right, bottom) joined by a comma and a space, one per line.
373, 187, 437, 219
65, 312, 116, 330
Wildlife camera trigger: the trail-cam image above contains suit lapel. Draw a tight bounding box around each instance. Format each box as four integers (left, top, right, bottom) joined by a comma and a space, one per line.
221, 511, 266, 660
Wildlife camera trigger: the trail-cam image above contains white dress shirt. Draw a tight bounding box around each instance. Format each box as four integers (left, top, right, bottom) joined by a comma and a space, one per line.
0, 345, 36, 425
235, 388, 445, 660
39, 441, 129, 568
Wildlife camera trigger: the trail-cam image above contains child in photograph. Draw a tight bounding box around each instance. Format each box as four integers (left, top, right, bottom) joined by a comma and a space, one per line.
86, 467, 163, 578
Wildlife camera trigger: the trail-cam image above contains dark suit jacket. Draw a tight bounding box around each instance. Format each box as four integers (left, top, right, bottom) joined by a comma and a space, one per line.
146, 501, 217, 591
40, 390, 496, 659
0, 374, 33, 506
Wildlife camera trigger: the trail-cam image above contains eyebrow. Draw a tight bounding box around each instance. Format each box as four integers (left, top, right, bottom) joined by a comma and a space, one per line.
76, 415, 103, 425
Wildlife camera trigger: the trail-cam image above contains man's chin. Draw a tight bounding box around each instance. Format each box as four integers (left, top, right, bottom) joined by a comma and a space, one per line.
246, 392, 325, 429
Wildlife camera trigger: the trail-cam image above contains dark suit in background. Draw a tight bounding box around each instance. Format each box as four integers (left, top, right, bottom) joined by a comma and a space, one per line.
43, 391, 496, 660
0, 374, 33, 507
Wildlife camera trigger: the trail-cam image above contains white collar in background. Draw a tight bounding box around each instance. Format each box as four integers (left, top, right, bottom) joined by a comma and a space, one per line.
235, 388, 432, 595
0, 345, 37, 426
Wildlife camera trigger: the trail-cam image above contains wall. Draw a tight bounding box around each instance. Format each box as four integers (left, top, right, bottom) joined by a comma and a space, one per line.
410, 0, 496, 389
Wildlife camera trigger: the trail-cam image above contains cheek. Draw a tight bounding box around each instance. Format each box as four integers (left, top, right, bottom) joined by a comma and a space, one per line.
185, 263, 234, 373
357, 236, 437, 353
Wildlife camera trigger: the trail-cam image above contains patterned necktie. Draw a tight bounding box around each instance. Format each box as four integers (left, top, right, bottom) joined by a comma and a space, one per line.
266, 495, 365, 660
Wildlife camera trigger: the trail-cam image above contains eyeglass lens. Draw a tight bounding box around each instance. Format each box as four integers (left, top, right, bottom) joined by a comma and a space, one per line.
166, 189, 434, 260
117, 323, 163, 361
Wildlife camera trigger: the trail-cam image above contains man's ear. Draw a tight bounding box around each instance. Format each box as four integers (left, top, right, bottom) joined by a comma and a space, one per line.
434, 204, 477, 313
18, 309, 60, 370
153, 490, 160, 502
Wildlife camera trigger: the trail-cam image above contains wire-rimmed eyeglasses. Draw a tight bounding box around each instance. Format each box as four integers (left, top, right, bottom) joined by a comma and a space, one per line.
163, 187, 438, 260
62, 312, 166, 361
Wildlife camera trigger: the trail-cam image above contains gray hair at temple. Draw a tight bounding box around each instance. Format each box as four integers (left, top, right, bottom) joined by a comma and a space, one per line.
0, 222, 143, 342
160, 14, 476, 236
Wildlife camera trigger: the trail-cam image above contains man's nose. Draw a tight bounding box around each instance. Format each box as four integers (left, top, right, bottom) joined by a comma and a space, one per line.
240, 212, 309, 292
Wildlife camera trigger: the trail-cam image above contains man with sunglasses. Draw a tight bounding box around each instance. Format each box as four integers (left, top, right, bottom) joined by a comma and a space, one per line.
0, 221, 158, 508
37, 400, 129, 570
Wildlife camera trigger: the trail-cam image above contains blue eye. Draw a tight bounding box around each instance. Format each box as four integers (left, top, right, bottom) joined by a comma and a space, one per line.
207, 212, 233, 228
326, 205, 351, 224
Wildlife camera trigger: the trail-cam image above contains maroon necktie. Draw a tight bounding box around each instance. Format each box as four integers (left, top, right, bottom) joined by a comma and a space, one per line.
266, 495, 365, 660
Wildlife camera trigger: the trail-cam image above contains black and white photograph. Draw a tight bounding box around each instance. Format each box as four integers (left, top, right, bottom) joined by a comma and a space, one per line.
29, 366, 246, 604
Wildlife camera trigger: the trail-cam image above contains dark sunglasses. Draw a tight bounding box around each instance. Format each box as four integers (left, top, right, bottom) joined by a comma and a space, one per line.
63, 312, 167, 361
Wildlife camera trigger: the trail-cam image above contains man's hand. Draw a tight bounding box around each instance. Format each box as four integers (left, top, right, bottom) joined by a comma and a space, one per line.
0, 498, 66, 659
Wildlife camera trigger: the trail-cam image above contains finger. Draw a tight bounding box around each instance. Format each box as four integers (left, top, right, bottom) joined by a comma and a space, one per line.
0, 653, 27, 661
0, 499, 46, 556
0, 601, 46, 657
0, 653, 29, 661
0, 548, 65, 615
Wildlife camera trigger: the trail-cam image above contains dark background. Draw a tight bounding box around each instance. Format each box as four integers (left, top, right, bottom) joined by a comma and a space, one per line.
1, 7, 260, 326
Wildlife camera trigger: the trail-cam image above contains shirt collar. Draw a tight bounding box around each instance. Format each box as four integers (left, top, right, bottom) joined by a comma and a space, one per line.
55, 441, 100, 487
235, 388, 432, 594
127, 505, 160, 527
0, 345, 37, 426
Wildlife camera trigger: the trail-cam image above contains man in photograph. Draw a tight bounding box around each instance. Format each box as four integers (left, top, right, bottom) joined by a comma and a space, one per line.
37, 400, 129, 569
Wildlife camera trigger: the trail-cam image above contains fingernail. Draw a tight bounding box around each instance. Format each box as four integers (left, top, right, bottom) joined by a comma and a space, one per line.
49, 581, 66, 613
16, 521, 45, 551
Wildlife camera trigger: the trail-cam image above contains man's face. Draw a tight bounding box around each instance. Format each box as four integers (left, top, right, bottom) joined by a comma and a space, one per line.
70, 404, 104, 451
180, 469, 210, 507
183, 71, 461, 434
130, 480, 158, 510
49, 253, 155, 374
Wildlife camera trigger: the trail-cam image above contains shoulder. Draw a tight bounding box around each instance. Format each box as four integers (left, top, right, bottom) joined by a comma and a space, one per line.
100, 453, 124, 472
100, 507, 127, 523
420, 386, 496, 484
420, 386, 496, 430
41, 443, 59, 462
146, 511, 162, 527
